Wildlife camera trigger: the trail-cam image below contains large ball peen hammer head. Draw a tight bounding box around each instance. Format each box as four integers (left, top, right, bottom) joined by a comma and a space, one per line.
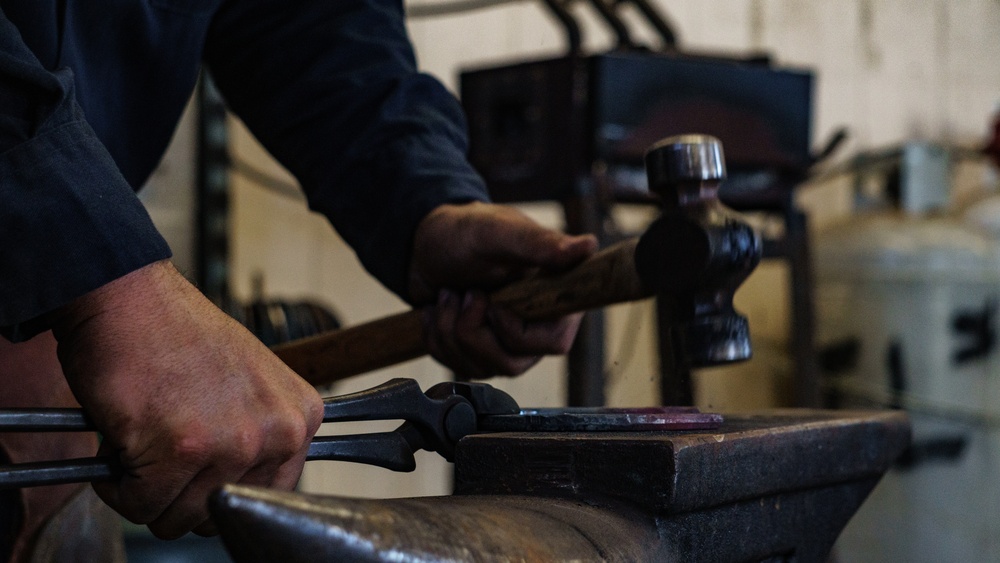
637, 135, 762, 365
273, 135, 762, 385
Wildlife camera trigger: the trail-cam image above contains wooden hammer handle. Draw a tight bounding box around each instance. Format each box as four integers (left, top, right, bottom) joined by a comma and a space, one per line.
273, 238, 648, 386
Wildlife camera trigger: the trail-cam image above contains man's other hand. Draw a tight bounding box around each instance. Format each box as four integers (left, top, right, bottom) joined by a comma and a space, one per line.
409, 202, 598, 379
51, 260, 324, 539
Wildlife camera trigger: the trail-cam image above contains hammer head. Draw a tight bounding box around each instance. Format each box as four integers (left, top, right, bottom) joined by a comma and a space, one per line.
636, 135, 762, 367
644, 134, 726, 199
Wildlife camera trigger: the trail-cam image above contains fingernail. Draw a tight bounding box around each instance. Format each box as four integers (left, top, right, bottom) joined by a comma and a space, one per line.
462, 292, 474, 310
438, 290, 452, 306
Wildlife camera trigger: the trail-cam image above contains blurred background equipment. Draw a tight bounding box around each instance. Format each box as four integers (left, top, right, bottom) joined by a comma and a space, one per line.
814, 139, 1000, 562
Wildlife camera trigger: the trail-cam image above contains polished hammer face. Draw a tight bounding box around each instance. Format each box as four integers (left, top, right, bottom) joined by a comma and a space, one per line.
645, 134, 726, 191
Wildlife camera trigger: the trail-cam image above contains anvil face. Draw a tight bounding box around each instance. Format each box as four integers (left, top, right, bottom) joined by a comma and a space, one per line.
211, 410, 909, 563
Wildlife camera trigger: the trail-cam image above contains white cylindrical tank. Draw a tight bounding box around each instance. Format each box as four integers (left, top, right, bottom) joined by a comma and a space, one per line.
816, 214, 1000, 562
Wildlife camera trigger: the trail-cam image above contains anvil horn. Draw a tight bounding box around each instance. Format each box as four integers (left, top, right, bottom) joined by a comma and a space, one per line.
210, 485, 662, 562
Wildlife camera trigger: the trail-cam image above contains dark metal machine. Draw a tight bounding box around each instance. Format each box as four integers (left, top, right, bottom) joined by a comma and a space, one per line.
462, 52, 813, 206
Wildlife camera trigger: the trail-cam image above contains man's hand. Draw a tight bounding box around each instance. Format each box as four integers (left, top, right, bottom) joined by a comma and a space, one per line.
410, 202, 598, 379
51, 260, 324, 539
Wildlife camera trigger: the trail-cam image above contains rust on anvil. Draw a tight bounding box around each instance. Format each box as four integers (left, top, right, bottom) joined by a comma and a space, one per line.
210, 486, 661, 563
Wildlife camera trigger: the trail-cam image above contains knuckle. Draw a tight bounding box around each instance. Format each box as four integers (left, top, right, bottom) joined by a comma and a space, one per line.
264, 411, 311, 460
278, 416, 309, 451
229, 426, 266, 466
303, 395, 325, 433
168, 430, 214, 467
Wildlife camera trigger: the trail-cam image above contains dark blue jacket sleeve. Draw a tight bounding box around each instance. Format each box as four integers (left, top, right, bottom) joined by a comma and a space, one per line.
204, 0, 490, 302
0, 10, 171, 342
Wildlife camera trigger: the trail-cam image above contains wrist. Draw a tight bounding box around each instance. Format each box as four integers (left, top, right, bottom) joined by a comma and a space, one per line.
51, 260, 177, 342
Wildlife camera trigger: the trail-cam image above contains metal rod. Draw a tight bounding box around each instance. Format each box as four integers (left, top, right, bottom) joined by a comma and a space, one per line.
0, 434, 419, 489
538, 0, 582, 55
0, 409, 93, 431
584, 0, 634, 49
622, 0, 677, 49
196, 72, 231, 304
0, 457, 119, 489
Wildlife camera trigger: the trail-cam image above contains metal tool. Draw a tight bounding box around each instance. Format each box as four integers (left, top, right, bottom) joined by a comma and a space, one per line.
640, 134, 759, 366
0, 378, 721, 489
272, 134, 762, 386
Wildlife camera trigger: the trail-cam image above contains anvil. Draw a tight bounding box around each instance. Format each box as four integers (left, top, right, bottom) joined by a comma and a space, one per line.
211, 409, 909, 563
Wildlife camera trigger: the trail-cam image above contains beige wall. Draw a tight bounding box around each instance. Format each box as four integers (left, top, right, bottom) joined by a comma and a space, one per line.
409, 0, 1000, 150
145, 0, 1000, 499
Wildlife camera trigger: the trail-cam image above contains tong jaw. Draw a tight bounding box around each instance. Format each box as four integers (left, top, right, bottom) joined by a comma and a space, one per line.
314, 378, 519, 470
423, 381, 520, 460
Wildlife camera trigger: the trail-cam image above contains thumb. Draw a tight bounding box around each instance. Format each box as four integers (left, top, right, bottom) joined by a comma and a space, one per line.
537, 233, 599, 272
476, 210, 597, 271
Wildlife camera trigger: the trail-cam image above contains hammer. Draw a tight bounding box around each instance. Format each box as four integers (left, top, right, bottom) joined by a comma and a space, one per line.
273, 135, 761, 386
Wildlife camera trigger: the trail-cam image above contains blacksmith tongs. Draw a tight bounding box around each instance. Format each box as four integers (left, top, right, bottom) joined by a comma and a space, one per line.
0, 378, 520, 489
0, 378, 723, 489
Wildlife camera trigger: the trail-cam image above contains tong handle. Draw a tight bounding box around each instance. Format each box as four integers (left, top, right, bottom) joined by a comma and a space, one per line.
0, 378, 508, 488
322, 378, 443, 423
0, 409, 93, 431
307, 431, 416, 472
0, 457, 119, 489
0, 379, 451, 431
0, 432, 420, 489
